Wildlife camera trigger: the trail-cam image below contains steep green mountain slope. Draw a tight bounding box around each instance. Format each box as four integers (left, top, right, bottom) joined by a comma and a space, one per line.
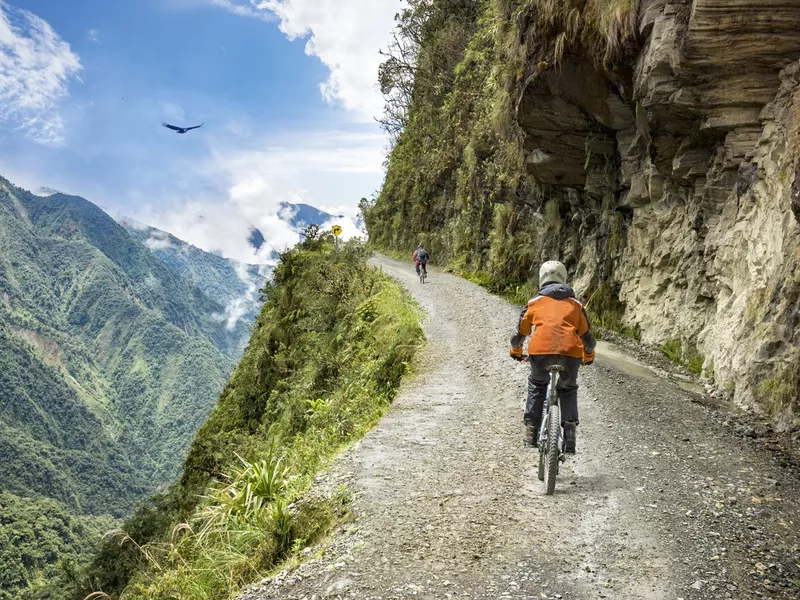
76, 234, 422, 600
0, 177, 238, 596
123, 200, 339, 359
0, 491, 115, 596
123, 223, 268, 357
365, 0, 800, 420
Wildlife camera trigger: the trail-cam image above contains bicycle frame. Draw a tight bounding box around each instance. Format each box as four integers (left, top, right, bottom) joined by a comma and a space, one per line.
538, 367, 564, 456
416, 261, 428, 283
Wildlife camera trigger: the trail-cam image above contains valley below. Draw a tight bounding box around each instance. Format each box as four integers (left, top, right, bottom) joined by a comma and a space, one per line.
0, 177, 296, 596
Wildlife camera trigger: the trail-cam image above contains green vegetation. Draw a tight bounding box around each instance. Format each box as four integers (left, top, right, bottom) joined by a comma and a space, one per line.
75, 233, 423, 599
124, 223, 268, 357
686, 351, 705, 377
364, 0, 639, 336
659, 337, 706, 376
757, 360, 800, 417
0, 177, 255, 597
660, 338, 682, 364
0, 492, 114, 600
584, 281, 640, 340
512, 0, 638, 67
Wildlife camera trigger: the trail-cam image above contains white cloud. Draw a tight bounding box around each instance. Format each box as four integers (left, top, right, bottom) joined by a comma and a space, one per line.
258, 0, 399, 120
215, 130, 386, 177
144, 230, 175, 251
130, 127, 384, 265
136, 196, 286, 265
0, 1, 82, 145
221, 294, 251, 329
160, 101, 186, 123
207, 0, 400, 121
222, 261, 261, 330
209, 0, 272, 20
87, 28, 99, 43
37, 185, 61, 196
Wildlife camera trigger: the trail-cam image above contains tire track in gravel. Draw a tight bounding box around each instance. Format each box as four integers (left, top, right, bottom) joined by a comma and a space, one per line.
241, 255, 800, 600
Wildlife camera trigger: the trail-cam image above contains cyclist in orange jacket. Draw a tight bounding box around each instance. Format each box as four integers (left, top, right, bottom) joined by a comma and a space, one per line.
510, 261, 596, 452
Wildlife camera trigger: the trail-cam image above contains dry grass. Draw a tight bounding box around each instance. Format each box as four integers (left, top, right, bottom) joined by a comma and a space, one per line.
757, 360, 800, 418
497, 0, 639, 69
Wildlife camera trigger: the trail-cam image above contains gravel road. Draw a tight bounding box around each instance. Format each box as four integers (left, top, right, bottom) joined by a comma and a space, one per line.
240, 255, 800, 600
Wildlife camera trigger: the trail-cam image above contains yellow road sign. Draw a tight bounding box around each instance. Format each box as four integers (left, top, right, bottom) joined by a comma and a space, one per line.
331, 224, 343, 237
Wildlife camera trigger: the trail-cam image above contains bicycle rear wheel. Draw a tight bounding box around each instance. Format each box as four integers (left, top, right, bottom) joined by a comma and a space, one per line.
544, 404, 560, 495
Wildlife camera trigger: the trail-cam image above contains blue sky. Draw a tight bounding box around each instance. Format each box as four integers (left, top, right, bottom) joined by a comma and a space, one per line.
0, 0, 401, 261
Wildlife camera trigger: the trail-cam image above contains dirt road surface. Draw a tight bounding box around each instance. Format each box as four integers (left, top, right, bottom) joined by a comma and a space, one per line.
240, 256, 800, 600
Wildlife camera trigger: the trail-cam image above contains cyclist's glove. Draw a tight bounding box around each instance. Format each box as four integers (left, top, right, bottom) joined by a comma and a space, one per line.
583, 350, 596, 366
510, 346, 525, 362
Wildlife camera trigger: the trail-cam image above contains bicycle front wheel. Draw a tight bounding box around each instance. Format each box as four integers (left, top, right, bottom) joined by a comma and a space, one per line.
544, 404, 560, 495
537, 417, 546, 481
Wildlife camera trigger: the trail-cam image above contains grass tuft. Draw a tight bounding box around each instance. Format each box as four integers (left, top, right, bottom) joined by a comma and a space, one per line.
585, 281, 640, 340
660, 338, 682, 364
757, 360, 800, 418
686, 351, 704, 377
660, 338, 706, 377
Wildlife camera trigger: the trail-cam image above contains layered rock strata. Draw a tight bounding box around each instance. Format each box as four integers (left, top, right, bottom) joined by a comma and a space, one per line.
516, 0, 800, 421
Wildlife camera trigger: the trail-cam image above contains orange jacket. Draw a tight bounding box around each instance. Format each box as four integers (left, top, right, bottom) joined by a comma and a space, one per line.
511, 284, 595, 358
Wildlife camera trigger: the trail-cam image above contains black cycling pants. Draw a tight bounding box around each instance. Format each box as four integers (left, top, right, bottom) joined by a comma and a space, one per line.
524, 354, 581, 425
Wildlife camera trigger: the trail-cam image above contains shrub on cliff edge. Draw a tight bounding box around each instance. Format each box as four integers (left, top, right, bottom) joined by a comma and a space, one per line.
76, 237, 424, 599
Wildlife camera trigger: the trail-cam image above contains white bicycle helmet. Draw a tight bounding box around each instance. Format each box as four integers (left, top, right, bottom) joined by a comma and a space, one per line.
539, 260, 568, 287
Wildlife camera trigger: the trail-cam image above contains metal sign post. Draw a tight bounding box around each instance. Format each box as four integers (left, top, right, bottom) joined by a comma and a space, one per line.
332, 224, 342, 251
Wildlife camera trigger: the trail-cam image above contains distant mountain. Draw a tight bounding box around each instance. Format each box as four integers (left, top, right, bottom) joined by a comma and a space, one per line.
281, 201, 341, 230
247, 226, 266, 251
0, 177, 239, 595
122, 202, 339, 356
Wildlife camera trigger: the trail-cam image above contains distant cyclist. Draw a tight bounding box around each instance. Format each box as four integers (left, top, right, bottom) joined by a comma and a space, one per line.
412, 243, 429, 277
509, 261, 596, 453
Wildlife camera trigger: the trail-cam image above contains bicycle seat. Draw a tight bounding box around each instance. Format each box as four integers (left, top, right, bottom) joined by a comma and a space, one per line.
546, 365, 566, 372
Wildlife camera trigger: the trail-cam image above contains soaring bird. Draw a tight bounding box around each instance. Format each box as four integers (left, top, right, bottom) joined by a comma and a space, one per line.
162, 122, 204, 134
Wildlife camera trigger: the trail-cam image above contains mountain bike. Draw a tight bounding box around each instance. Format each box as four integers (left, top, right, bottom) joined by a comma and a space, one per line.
537, 365, 566, 495
418, 263, 427, 284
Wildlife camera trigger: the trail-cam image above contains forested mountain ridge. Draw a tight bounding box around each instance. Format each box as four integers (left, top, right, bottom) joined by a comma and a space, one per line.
365, 0, 800, 425
123, 222, 268, 357
122, 201, 340, 357
0, 176, 254, 595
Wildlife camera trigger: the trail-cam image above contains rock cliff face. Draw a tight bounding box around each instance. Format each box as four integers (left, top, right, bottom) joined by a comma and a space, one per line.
516, 0, 800, 422
367, 0, 800, 424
